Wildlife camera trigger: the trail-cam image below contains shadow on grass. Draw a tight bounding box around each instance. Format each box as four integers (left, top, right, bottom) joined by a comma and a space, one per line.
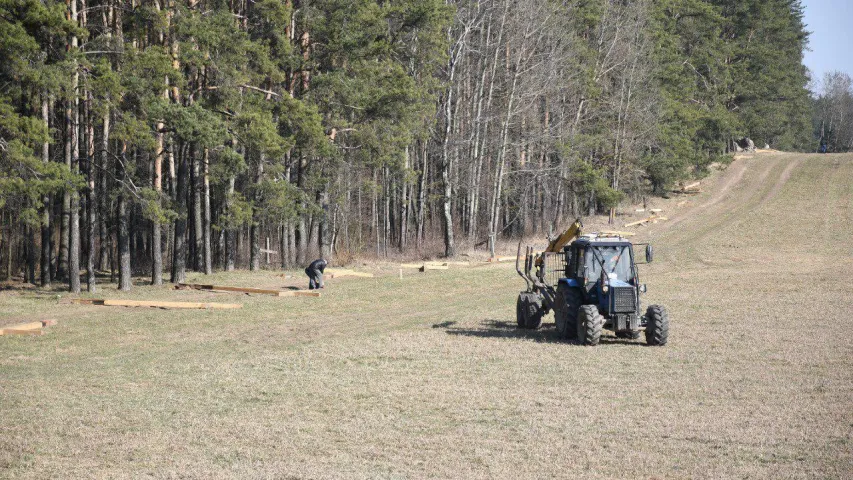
439, 319, 648, 346
441, 319, 564, 344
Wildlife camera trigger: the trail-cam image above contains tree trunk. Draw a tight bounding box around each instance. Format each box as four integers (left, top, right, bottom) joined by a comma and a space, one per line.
99, 112, 110, 271
40, 95, 51, 287
59, 99, 70, 282
225, 175, 235, 271
192, 152, 203, 271
171, 143, 188, 283
69, 63, 81, 294
250, 152, 263, 271
319, 187, 331, 259
117, 143, 131, 291
203, 148, 212, 274
85, 92, 96, 292
152, 115, 164, 284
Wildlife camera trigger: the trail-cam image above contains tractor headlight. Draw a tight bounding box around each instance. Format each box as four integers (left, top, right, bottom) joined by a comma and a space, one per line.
602, 283, 609, 293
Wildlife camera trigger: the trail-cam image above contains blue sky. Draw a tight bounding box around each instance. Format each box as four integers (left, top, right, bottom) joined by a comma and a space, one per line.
802, 0, 853, 92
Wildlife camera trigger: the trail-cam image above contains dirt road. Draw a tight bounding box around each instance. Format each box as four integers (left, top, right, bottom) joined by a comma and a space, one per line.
1, 152, 851, 478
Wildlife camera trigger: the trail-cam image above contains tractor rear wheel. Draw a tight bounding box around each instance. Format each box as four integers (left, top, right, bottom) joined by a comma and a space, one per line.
554, 284, 581, 340
644, 305, 669, 346
516, 292, 544, 329
577, 305, 603, 346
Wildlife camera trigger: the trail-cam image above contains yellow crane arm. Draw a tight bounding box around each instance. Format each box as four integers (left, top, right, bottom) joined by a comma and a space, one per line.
545, 219, 583, 253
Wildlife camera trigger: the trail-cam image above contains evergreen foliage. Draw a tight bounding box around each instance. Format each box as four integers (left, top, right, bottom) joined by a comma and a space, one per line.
0, 0, 819, 286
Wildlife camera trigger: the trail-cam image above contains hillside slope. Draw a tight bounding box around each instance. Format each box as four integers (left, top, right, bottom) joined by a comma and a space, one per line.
1, 152, 851, 478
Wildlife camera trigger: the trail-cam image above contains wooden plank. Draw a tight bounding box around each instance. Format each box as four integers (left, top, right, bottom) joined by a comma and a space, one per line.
3, 322, 43, 331
1, 327, 43, 336
400, 263, 423, 269
1, 322, 44, 335
177, 283, 281, 295
41, 319, 58, 327
419, 265, 449, 272
650, 208, 663, 213
277, 290, 322, 297
325, 269, 374, 278
72, 298, 242, 309
683, 181, 701, 190
487, 256, 515, 262
330, 271, 374, 278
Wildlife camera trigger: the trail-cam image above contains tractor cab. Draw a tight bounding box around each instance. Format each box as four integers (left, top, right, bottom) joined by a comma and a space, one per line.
563, 238, 638, 291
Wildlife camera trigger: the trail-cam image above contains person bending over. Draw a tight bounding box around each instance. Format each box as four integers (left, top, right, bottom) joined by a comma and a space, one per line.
305, 258, 327, 290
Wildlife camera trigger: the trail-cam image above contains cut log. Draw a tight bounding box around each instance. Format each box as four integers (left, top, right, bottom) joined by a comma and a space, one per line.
488, 256, 515, 262
41, 319, 58, 327
400, 263, 423, 269
72, 298, 242, 309
650, 208, 663, 213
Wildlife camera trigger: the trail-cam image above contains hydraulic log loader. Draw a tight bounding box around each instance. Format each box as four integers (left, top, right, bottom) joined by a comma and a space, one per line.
516, 219, 669, 346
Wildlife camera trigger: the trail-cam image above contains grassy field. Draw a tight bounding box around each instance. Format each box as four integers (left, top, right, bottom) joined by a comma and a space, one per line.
1, 152, 852, 478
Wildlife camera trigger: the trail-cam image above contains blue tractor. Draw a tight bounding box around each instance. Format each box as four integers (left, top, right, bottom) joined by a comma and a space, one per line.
516, 222, 669, 346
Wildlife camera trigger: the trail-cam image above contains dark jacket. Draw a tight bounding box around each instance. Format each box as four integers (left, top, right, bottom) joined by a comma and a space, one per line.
308, 259, 327, 273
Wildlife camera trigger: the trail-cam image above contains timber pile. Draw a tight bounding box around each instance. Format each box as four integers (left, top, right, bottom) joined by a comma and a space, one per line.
72, 298, 243, 309
624, 214, 669, 228
675, 181, 702, 194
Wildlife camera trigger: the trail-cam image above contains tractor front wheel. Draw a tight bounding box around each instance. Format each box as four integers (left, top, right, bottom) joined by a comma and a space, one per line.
644, 305, 669, 346
577, 305, 603, 346
516, 292, 544, 330
555, 284, 581, 340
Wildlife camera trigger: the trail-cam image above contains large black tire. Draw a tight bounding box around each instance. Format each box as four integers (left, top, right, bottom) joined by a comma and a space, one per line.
516, 292, 544, 329
554, 284, 582, 340
644, 305, 669, 346
577, 305, 603, 346
616, 330, 641, 340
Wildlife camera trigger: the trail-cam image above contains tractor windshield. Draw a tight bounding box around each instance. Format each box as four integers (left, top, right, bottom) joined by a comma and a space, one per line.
586, 245, 633, 283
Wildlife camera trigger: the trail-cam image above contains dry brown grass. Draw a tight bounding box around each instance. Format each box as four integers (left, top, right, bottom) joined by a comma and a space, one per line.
1, 152, 852, 479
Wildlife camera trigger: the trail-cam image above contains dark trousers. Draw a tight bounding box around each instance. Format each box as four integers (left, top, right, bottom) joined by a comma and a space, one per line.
305, 268, 324, 289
